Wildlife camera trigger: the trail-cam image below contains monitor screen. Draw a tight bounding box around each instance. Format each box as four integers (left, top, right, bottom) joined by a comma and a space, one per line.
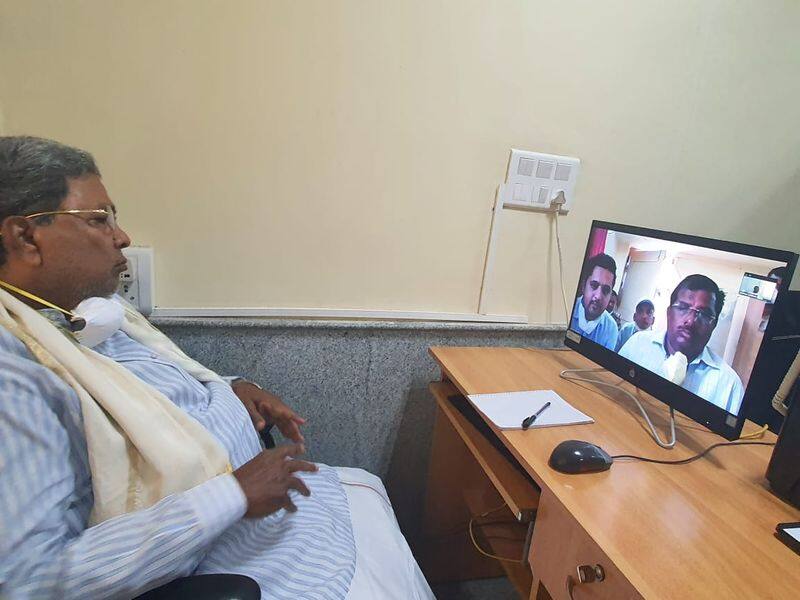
565, 221, 798, 440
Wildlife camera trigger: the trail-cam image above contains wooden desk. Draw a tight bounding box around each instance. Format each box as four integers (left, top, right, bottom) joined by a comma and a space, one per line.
421, 346, 800, 600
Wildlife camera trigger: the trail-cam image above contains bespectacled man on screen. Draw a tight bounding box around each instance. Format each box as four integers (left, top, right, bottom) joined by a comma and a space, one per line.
571, 253, 619, 350
618, 274, 745, 414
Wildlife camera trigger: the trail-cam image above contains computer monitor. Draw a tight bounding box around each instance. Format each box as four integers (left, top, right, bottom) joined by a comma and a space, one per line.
564, 221, 798, 441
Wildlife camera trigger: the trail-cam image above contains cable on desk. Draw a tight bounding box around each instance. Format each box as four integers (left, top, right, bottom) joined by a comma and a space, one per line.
468, 504, 525, 564
560, 368, 772, 450
560, 368, 677, 448
738, 424, 768, 439
611, 441, 775, 465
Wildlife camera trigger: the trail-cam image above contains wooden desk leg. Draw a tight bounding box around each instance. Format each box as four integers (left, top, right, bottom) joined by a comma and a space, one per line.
417, 404, 505, 583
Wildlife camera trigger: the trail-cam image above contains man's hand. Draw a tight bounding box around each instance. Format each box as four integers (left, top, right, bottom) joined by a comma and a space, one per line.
233, 444, 318, 518
232, 381, 306, 443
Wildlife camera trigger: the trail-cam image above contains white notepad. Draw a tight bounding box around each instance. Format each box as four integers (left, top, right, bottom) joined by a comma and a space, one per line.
467, 390, 593, 430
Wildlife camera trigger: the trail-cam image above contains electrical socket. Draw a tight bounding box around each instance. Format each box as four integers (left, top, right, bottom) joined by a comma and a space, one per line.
117, 246, 154, 315
501, 149, 580, 213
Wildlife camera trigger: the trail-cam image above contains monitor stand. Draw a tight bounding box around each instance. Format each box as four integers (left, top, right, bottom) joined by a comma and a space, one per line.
560, 367, 677, 449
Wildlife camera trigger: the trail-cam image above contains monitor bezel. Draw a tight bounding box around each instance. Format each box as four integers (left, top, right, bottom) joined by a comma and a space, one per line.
564, 220, 799, 441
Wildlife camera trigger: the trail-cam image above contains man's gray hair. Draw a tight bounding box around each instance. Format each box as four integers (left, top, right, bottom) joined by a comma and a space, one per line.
0, 136, 100, 264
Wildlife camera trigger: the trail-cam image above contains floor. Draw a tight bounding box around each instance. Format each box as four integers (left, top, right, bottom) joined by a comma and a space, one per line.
431, 577, 518, 600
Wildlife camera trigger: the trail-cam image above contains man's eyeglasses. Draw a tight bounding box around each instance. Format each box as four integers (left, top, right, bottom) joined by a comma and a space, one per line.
669, 302, 717, 326
24, 207, 118, 232
587, 280, 612, 296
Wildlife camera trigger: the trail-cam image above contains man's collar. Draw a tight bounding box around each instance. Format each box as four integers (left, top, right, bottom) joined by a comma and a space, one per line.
573, 296, 611, 323
572, 296, 582, 319
655, 332, 719, 369
694, 345, 721, 369
648, 331, 666, 351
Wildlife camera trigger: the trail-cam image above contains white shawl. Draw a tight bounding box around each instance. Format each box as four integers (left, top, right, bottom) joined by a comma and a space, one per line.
0, 288, 231, 525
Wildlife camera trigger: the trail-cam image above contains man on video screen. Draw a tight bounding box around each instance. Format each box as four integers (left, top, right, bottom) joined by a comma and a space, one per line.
618, 274, 744, 414
615, 299, 654, 351
571, 253, 619, 350
606, 290, 621, 327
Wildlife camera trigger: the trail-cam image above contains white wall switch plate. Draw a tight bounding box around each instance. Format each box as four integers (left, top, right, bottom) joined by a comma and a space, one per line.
501, 149, 580, 213
118, 246, 154, 316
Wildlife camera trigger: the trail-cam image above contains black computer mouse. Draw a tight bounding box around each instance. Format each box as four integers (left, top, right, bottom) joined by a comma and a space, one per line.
549, 440, 613, 474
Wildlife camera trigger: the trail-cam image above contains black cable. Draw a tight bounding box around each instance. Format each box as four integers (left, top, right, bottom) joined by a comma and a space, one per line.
611, 440, 775, 465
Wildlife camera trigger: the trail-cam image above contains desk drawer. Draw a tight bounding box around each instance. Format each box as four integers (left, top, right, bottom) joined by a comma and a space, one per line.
529, 491, 641, 600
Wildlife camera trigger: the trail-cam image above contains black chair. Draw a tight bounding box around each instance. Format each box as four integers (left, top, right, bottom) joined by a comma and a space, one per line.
259, 423, 276, 449
134, 574, 259, 600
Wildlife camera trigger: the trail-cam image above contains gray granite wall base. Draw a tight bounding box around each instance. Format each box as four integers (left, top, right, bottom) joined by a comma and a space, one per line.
154, 318, 564, 537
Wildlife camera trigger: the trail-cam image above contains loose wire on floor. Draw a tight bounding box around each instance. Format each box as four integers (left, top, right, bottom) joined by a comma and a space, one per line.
468, 504, 525, 564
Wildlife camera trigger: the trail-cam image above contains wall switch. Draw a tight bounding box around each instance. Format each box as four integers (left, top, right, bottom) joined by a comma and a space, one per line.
117, 246, 154, 315
501, 149, 580, 213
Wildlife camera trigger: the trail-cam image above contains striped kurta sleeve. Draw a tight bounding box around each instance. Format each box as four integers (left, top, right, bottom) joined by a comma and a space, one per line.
0, 338, 247, 600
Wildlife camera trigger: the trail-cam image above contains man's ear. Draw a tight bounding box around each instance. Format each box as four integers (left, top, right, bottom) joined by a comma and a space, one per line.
0, 216, 44, 267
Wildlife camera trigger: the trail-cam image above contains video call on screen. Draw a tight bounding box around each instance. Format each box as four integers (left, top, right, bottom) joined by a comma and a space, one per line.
570, 226, 788, 417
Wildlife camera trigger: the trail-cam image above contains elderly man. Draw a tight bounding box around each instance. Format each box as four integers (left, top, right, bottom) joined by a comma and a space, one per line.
570, 253, 619, 350
618, 274, 744, 414
0, 137, 432, 599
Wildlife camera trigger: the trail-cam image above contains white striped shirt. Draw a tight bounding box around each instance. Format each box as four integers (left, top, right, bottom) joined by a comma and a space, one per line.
0, 322, 355, 599
618, 329, 745, 414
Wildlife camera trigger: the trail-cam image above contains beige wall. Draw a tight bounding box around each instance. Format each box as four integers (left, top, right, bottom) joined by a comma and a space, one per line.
1, 0, 798, 322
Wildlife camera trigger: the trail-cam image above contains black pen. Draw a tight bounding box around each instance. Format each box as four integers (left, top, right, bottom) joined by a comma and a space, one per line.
521, 401, 551, 430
